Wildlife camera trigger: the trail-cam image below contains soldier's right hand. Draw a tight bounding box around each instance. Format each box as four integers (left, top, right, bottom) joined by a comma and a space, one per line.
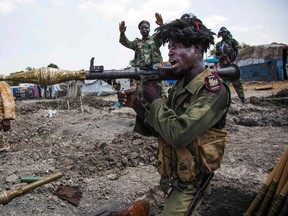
119, 21, 127, 33
117, 89, 137, 108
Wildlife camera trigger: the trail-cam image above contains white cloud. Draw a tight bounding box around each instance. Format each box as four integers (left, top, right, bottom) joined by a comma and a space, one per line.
13, 0, 33, 3
0, 1, 16, 15
77, 0, 191, 24
230, 25, 263, 32
50, 0, 65, 6
203, 15, 228, 28
233, 26, 250, 32
77, 0, 130, 20
255, 25, 263, 30
0, 0, 33, 16
131, 0, 191, 22
77, 0, 96, 9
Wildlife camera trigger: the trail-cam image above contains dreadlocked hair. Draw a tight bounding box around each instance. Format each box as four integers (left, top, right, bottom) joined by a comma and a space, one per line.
155, 13, 215, 53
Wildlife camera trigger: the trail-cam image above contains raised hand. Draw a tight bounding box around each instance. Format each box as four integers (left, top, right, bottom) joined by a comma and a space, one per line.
119, 21, 127, 33
155, 13, 163, 26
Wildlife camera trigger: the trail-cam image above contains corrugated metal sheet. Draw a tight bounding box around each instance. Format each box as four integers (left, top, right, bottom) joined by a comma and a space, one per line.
239, 59, 284, 81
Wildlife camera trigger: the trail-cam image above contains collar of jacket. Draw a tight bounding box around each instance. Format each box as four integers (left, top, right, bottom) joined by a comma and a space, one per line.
176, 67, 211, 95
136, 35, 152, 41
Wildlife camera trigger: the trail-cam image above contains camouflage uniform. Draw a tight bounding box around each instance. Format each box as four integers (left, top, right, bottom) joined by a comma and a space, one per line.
119, 33, 166, 107
0, 81, 16, 152
134, 68, 231, 215
215, 36, 245, 102
119, 33, 163, 67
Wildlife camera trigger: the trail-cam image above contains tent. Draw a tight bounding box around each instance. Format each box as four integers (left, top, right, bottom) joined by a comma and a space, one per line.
235, 43, 288, 81
204, 57, 218, 67
81, 80, 116, 96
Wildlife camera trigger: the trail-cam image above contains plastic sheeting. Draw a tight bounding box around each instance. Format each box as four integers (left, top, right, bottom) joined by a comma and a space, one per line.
67, 81, 82, 97
81, 80, 116, 96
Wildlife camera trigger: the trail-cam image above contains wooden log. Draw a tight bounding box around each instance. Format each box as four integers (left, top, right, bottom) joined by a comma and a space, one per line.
243, 151, 282, 216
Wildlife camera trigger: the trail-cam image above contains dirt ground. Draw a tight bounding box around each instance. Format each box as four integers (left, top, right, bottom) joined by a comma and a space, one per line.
0, 80, 288, 216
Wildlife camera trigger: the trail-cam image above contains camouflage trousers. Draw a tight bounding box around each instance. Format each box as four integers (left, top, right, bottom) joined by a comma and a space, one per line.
160, 177, 211, 216
224, 78, 245, 101
219, 62, 245, 102
230, 79, 245, 101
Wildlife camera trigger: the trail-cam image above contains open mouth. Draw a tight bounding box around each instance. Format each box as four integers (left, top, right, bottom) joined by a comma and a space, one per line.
169, 60, 177, 67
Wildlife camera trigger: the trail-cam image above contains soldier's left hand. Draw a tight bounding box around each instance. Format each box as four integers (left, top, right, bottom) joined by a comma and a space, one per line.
155, 13, 163, 26
117, 89, 137, 108
2, 119, 11, 132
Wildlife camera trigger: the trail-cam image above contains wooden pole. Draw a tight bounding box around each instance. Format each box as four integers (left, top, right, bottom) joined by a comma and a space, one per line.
80, 96, 84, 114
267, 180, 288, 216
278, 196, 288, 216
276, 160, 288, 196
255, 149, 288, 216
243, 153, 282, 216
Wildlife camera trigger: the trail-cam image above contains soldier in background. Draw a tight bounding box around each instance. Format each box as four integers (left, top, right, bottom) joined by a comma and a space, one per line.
215, 27, 246, 103
118, 13, 167, 109
119, 13, 163, 69
0, 81, 16, 152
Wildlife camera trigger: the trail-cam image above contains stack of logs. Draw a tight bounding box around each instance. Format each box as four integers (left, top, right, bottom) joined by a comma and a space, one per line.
244, 148, 288, 216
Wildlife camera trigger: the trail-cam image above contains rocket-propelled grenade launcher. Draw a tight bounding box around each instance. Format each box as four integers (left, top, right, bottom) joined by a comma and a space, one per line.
0, 57, 240, 85
0, 172, 63, 205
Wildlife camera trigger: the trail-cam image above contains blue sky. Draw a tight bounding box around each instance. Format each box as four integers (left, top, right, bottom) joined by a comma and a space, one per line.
0, 0, 287, 75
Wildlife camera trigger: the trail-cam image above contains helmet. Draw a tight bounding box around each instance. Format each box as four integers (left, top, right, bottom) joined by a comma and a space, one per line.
218, 27, 229, 37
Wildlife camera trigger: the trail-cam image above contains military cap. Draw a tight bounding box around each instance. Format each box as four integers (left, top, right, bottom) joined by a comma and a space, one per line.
138, 20, 150, 29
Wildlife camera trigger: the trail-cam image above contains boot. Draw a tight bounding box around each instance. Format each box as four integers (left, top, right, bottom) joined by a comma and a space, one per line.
0, 143, 11, 152
241, 98, 247, 104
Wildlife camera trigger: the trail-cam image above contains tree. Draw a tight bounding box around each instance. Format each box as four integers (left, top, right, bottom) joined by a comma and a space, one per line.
25, 67, 35, 71
47, 63, 59, 69
239, 42, 250, 49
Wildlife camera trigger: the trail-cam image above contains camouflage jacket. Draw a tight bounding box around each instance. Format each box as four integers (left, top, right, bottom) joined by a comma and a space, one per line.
215, 37, 239, 64
0, 81, 16, 121
119, 32, 163, 68
134, 67, 231, 148
133, 68, 231, 178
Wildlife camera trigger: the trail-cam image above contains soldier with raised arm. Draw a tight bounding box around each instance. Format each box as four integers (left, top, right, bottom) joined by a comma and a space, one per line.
118, 13, 167, 109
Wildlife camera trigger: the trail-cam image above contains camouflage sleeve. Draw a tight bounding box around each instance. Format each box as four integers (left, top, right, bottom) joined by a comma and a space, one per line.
119, 32, 136, 50
215, 42, 222, 57
0, 82, 16, 120
232, 38, 240, 49
144, 87, 229, 148
232, 39, 239, 58
151, 33, 162, 48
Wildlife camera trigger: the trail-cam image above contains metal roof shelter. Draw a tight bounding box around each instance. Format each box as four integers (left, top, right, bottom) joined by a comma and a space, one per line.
235, 43, 288, 81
